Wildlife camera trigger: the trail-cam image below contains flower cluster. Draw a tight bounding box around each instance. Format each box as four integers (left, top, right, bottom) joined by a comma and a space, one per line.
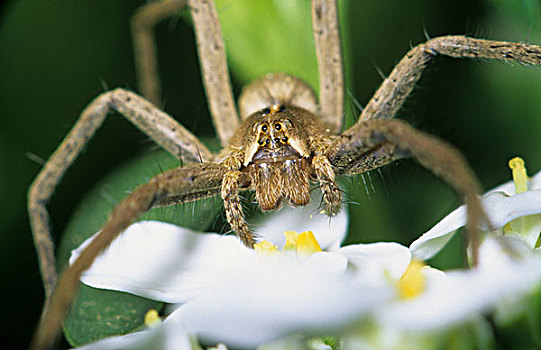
72, 158, 541, 350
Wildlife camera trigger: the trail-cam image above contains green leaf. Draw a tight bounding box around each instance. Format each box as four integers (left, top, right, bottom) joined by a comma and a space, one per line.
58, 146, 223, 346
215, 0, 318, 88
63, 285, 163, 346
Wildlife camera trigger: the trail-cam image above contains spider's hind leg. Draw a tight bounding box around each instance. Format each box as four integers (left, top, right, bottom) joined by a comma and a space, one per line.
28, 88, 213, 302
359, 35, 541, 122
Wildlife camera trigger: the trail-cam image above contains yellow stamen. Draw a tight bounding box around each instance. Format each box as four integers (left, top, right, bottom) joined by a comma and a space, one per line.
509, 157, 529, 194
144, 309, 161, 328
254, 240, 280, 256
283, 231, 299, 251
296, 231, 322, 259
397, 260, 426, 299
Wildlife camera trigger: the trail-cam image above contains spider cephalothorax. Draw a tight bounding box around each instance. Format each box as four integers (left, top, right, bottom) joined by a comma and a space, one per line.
219, 73, 341, 246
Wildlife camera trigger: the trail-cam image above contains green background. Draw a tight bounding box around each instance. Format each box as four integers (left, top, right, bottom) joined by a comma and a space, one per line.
2, 0, 541, 348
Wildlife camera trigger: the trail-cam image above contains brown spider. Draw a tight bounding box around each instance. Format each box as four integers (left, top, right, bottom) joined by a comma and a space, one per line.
28, 0, 541, 348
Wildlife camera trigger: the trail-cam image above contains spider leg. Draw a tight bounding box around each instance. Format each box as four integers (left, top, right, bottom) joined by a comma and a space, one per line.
331, 142, 408, 176
30, 163, 228, 350
131, 0, 239, 145
28, 89, 212, 301
311, 0, 344, 133
330, 118, 489, 264
189, 0, 240, 146
131, 0, 186, 106
222, 170, 255, 248
313, 155, 341, 216
359, 35, 541, 122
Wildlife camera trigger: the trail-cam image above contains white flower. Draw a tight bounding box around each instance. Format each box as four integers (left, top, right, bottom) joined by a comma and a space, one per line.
411, 157, 541, 260
70, 201, 412, 349
70, 158, 541, 349
385, 157, 541, 350
342, 235, 541, 350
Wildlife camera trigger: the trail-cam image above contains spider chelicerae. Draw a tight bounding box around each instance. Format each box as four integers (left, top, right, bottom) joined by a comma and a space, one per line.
28, 0, 541, 348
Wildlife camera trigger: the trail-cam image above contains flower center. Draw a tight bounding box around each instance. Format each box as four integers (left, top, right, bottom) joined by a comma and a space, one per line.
509, 157, 528, 194
397, 260, 426, 299
504, 157, 541, 249
254, 231, 322, 259
144, 309, 161, 328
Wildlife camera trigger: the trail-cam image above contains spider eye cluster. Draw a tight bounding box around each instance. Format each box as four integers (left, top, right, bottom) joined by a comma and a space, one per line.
256, 120, 289, 148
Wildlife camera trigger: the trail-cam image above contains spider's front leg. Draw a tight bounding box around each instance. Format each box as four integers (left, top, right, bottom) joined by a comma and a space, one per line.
221, 151, 255, 248
31, 163, 227, 350
311, 137, 342, 215
330, 118, 489, 264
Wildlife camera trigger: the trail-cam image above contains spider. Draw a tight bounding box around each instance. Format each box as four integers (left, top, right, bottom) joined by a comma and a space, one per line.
28, 0, 541, 348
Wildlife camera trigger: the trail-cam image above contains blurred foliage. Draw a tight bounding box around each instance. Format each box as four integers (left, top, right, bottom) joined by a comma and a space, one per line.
488, 0, 540, 24
2, 0, 541, 348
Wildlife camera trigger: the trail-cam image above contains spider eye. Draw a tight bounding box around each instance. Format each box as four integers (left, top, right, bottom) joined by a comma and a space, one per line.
261, 124, 268, 132
258, 139, 264, 146
274, 137, 280, 143
274, 123, 281, 131
282, 136, 288, 143
265, 139, 270, 146
262, 108, 271, 115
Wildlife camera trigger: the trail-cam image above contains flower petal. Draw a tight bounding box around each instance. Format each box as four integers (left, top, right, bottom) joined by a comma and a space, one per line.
71, 221, 254, 303
174, 260, 390, 349
410, 190, 541, 260
74, 320, 193, 350
302, 251, 348, 275
256, 198, 348, 251
338, 242, 412, 287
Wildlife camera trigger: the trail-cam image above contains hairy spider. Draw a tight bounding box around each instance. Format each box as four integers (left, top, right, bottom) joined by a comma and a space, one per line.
28, 0, 541, 348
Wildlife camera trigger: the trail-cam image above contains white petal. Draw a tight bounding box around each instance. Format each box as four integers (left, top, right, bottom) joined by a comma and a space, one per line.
477, 235, 536, 270
410, 190, 541, 260
71, 221, 255, 303
303, 251, 348, 275
175, 261, 391, 349
74, 321, 192, 350
256, 199, 348, 251
338, 242, 411, 287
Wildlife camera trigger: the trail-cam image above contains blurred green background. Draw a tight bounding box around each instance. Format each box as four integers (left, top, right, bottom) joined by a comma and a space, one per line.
2, 0, 541, 348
